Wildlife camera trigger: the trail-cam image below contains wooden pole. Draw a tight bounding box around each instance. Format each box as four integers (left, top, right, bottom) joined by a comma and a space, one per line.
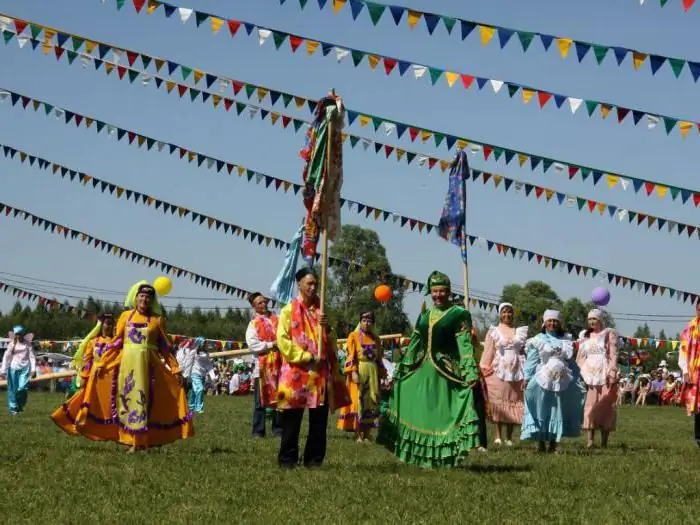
462, 262, 469, 308
317, 106, 334, 361
0, 333, 409, 386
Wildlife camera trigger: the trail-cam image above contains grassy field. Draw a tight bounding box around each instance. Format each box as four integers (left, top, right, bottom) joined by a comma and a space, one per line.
0, 394, 696, 524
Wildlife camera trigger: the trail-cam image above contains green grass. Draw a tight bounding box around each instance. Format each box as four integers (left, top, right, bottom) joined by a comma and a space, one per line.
0, 393, 696, 524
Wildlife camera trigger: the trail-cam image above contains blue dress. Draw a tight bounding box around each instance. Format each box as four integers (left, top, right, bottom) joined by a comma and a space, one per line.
521, 332, 583, 442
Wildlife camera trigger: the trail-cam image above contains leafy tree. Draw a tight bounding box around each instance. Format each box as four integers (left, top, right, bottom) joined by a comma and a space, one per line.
633, 323, 654, 339
500, 281, 562, 335
325, 225, 410, 336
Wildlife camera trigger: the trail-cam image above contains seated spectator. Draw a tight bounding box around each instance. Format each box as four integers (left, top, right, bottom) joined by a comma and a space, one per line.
620, 373, 636, 405
635, 376, 651, 406
647, 371, 665, 405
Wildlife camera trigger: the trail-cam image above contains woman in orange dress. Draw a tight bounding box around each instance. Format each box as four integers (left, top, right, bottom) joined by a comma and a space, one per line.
337, 311, 386, 442
51, 314, 120, 440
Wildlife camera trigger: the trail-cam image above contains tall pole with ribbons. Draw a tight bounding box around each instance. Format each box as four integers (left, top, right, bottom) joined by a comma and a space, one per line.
298, 90, 345, 361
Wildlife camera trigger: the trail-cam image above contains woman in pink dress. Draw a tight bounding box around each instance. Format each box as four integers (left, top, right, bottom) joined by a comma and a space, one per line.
577, 309, 618, 448
479, 303, 528, 446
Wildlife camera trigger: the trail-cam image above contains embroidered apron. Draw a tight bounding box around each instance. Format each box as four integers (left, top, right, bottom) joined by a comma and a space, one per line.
117, 312, 152, 433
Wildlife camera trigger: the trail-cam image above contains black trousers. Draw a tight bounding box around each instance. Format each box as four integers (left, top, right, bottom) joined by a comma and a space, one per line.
278, 405, 329, 468
473, 381, 488, 448
252, 378, 282, 437
694, 413, 700, 443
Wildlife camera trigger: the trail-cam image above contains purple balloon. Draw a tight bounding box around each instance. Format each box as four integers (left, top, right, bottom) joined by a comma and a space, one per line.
591, 287, 610, 306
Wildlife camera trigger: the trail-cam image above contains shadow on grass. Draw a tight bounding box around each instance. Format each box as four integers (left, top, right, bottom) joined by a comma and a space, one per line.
461, 464, 533, 474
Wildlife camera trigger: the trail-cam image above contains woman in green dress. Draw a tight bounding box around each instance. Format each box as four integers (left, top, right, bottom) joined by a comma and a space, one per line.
378, 271, 481, 468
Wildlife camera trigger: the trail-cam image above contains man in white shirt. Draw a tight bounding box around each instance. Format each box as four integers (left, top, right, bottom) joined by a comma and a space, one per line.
245, 292, 282, 438
176, 338, 214, 414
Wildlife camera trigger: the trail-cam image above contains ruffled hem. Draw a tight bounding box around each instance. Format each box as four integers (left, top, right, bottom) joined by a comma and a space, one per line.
377, 410, 480, 469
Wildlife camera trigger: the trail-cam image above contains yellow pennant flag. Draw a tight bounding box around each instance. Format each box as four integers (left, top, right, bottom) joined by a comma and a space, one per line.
556, 38, 572, 59
679, 121, 693, 138
445, 71, 460, 87
596, 203, 605, 215
104, 62, 115, 75
656, 185, 668, 199
420, 130, 433, 143
85, 41, 97, 55
396, 149, 405, 162
479, 25, 496, 46
518, 154, 528, 166
146, 197, 155, 206
521, 89, 535, 104
147, 0, 159, 14
210, 17, 224, 34
212, 94, 222, 108
374, 209, 382, 221
270, 112, 280, 125
439, 160, 451, 172
456, 139, 468, 150
165, 81, 176, 93
42, 29, 56, 55
407, 10, 421, 29
358, 115, 371, 127
193, 70, 204, 85
493, 175, 503, 188
294, 97, 306, 109
257, 88, 269, 102
367, 55, 380, 70
333, 0, 347, 13
116, 187, 125, 198
600, 104, 612, 119
544, 189, 554, 201
82, 175, 92, 185
606, 175, 619, 188
306, 40, 319, 56
647, 216, 656, 228
632, 52, 647, 70
237, 166, 245, 177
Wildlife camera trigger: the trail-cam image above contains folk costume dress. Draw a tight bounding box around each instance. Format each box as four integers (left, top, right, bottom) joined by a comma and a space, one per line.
337, 326, 386, 432
679, 316, 700, 443
246, 312, 283, 437
480, 324, 528, 425
577, 317, 618, 432
52, 321, 121, 439
275, 295, 349, 467
1, 327, 36, 414
521, 324, 583, 443
378, 273, 481, 468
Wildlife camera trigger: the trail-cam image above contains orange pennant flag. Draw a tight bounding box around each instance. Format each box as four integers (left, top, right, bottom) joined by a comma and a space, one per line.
679, 121, 693, 138
306, 40, 319, 56
556, 38, 573, 59
407, 10, 421, 28
632, 52, 647, 70
333, 0, 347, 13
479, 25, 496, 45
210, 17, 224, 34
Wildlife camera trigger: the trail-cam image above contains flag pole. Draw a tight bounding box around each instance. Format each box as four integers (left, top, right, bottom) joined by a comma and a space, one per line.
318, 91, 335, 361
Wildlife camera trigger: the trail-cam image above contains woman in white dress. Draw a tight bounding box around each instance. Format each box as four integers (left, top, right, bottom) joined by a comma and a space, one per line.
479, 303, 527, 446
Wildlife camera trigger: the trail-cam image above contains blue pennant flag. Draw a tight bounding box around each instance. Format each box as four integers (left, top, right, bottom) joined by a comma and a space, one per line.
269, 222, 305, 307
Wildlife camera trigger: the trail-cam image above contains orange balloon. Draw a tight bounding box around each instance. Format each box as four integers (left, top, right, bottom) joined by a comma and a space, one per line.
374, 284, 392, 303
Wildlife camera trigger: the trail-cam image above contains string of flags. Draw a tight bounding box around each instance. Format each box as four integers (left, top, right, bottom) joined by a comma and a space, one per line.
1, 139, 698, 305
2, 22, 699, 208
277, 0, 699, 75
638, 0, 696, 11
4, 80, 700, 233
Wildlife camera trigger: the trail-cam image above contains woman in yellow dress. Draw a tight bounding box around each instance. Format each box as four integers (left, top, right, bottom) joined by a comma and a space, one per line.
51, 314, 120, 440
337, 311, 386, 442
113, 281, 194, 452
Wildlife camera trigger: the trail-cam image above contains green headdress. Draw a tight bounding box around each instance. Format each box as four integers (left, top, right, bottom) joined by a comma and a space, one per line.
423, 271, 451, 295
125, 280, 163, 316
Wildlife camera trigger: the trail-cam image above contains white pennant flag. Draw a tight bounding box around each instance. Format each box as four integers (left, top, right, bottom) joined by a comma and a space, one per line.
0, 16, 11, 31
470, 144, 482, 155
0, 91, 9, 103
178, 8, 193, 23
490, 80, 504, 94
17, 35, 30, 49
156, 141, 165, 152
418, 155, 429, 166
392, 213, 400, 223
81, 56, 92, 69
112, 49, 123, 63
553, 162, 565, 172
219, 79, 229, 92
568, 98, 583, 114
620, 178, 630, 191
106, 125, 117, 136
412, 65, 427, 79
335, 48, 349, 62
361, 138, 371, 150
667, 221, 676, 233
248, 106, 259, 119
206, 158, 215, 170
255, 173, 263, 184
647, 115, 659, 129
566, 196, 576, 207
141, 73, 151, 86
53, 108, 65, 120
257, 29, 271, 46
383, 122, 396, 136
515, 182, 524, 193
616, 209, 628, 222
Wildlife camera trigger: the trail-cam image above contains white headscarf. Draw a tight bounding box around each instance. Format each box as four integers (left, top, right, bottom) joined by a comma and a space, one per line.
587, 309, 604, 322
542, 310, 562, 326
498, 302, 514, 315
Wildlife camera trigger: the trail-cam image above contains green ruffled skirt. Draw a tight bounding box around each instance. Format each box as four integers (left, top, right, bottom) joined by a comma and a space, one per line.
378, 359, 480, 468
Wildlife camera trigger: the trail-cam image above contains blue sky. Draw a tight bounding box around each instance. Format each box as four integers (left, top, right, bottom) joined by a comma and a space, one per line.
0, 0, 698, 338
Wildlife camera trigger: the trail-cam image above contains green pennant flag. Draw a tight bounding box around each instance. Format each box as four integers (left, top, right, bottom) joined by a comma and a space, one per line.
442, 16, 456, 34
663, 116, 677, 134
576, 197, 586, 211
670, 186, 680, 201
2, 31, 13, 44
660, 0, 669, 6
298, 0, 309, 8
66, 50, 77, 64
116, 0, 126, 9
141, 55, 152, 69
428, 67, 442, 85
371, 116, 382, 131
245, 84, 255, 99
406, 152, 416, 165
282, 93, 292, 107
272, 32, 286, 49
366, 2, 385, 25
30, 24, 42, 39
492, 147, 503, 161
127, 69, 139, 83
71, 36, 84, 52
585, 100, 598, 117
189, 88, 200, 101
181, 66, 192, 80
350, 135, 359, 147
668, 58, 685, 79
592, 45, 608, 65
628, 211, 637, 222
517, 31, 534, 52
293, 119, 304, 132
235, 102, 245, 115
43, 103, 53, 115
580, 167, 591, 181
194, 12, 209, 27
434, 132, 445, 148
351, 50, 364, 66
507, 84, 519, 97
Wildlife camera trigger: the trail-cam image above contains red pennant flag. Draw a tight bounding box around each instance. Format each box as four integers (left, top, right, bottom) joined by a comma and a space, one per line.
534, 187, 544, 199
693, 193, 700, 207
231, 81, 243, 95
461, 75, 474, 89
428, 158, 437, 169
617, 107, 630, 123
408, 128, 419, 142
536, 255, 543, 264
177, 84, 188, 97
383, 58, 397, 75
483, 146, 493, 161
223, 99, 233, 111
126, 51, 139, 66
227, 20, 242, 37
133, 0, 147, 13
384, 145, 394, 158
117, 66, 127, 79
54, 47, 65, 60
289, 36, 303, 52
282, 115, 291, 128
537, 91, 552, 108
568, 166, 579, 179
14, 19, 28, 35
643, 182, 655, 196
683, 0, 696, 11
587, 200, 596, 212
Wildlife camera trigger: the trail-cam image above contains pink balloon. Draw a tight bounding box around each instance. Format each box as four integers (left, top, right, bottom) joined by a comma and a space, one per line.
591, 287, 610, 306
